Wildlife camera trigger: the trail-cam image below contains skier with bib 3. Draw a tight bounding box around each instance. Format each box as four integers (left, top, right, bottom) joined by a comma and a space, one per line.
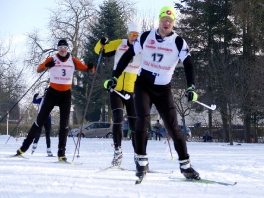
15, 39, 95, 162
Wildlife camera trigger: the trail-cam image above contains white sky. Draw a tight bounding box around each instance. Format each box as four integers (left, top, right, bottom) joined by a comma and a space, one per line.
0, 0, 179, 47
0, 136, 263, 197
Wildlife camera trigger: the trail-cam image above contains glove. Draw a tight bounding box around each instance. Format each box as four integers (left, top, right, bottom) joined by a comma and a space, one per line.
104, 77, 117, 91
45, 59, 56, 68
185, 85, 198, 102
34, 93, 39, 98
87, 61, 94, 69
100, 37, 108, 45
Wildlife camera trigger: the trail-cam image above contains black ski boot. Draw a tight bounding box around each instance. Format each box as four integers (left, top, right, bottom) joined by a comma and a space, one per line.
135, 154, 149, 178
14, 148, 24, 157
111, 147, 122, 166
58, 149, 67, 163
179, 159, 200, 180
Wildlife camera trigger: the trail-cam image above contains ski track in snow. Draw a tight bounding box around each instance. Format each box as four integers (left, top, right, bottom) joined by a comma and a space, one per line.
0, 136, 263, 198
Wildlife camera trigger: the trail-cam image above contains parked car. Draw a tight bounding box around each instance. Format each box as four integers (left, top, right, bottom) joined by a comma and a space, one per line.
68, 128, 79, 137
150, 125, 191, 139
68, 122, 113, 138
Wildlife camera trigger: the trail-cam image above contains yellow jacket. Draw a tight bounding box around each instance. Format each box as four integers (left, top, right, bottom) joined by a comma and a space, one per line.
94, 39, 139, 93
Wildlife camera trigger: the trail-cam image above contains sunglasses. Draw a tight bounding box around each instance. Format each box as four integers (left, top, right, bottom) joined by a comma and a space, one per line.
129, 33, 139, 38
58, 46, 68, 50
160, 17, 174, 23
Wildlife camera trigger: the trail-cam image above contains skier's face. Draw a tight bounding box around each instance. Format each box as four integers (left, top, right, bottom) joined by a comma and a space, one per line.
159, 16, 174, 37
128, 31, 139, 44
58, 45, 68, 57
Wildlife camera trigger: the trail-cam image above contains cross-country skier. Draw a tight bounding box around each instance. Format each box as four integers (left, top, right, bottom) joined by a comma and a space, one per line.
95, 22, 141, 166
31, 89, 54, 156
14, 39, 95, 162
104, 6, 200, 180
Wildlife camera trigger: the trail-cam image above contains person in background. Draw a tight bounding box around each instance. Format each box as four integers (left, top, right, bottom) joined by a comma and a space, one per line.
104, 6, 200, 180
154, 120, 162, 141
14, 39, 95, 163
31, 89, 53, 156
95, 21, 142, 166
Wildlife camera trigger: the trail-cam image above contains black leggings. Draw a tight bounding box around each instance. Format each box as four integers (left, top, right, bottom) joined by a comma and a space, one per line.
33, 118, 52, 148
110, 90, 136, 151
21, 87, 71, 154
134, 81, 188, 160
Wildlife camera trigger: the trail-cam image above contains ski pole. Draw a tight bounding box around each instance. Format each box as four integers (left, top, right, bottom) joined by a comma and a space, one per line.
0, 70, 47, 123
71, 45, 105, 165
194, 100, 216, 111
166, 132, 174, 161
110, 89, 130, 100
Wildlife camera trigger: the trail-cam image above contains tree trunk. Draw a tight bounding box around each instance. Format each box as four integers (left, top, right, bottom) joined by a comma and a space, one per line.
243, 114, 251, 143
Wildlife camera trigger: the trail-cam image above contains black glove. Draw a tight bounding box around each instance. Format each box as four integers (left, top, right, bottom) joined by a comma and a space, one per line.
103, 77, 117, 91
45, 59, 56, 68
100, 37, 108, 45
185, 85, 198, 102
87, 61, 94, 69
34, 93, 39, 98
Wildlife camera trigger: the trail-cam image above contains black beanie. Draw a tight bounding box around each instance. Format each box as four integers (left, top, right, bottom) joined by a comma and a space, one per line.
57, 39, 68, 47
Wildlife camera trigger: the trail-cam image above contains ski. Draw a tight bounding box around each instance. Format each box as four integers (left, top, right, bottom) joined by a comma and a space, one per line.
135, 176, 145, 185
169, 177, 237, 186
53, 161, 83, 165
3, 155, 29, 159
99, 166, 172, 174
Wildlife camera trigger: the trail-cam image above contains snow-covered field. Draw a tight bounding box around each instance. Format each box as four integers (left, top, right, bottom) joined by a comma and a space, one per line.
0, 135, 263, 198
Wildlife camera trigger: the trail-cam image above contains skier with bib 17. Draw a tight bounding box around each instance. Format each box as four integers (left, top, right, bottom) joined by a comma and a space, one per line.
104, 6, 200, 181
14, 39, 95, 162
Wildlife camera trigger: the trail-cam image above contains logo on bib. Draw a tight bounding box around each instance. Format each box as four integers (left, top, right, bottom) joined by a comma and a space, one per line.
147, 39, 155, 44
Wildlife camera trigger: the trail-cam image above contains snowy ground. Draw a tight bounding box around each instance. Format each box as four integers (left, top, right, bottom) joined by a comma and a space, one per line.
0, 135, 263, 198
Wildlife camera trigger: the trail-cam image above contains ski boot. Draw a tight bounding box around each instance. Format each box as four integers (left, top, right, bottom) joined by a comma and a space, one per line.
179, 159, 200, 180
135, 154, 149, 178
134, 153, 149, 172
14, 148, 24, 157
47, 148, 53, 157
31, 143, 37, 154
58, 150, 67, 163
111, 147, 123, 166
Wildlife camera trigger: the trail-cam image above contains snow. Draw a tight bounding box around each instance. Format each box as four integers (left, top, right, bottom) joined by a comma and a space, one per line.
0, 135, 263, 198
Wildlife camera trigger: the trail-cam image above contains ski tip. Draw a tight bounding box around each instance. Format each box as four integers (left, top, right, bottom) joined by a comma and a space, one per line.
171, 157, 174, 162
71, 162, 74, 166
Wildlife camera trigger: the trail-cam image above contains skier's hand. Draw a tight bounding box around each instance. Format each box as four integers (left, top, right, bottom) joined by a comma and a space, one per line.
185, 85, 198, 102
34, 93, 39, 98
100, 37, 109, 45
45, 59, 56, 68
87, 61, 94, 69
104, 77, 117, 92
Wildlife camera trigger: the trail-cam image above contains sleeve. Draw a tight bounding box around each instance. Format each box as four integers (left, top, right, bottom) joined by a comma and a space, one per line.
73, 57, 95, 74
178, 38, 195, 87
183, 56, 195, 87
37, 57, 53, 73
94, 39, 123, 57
